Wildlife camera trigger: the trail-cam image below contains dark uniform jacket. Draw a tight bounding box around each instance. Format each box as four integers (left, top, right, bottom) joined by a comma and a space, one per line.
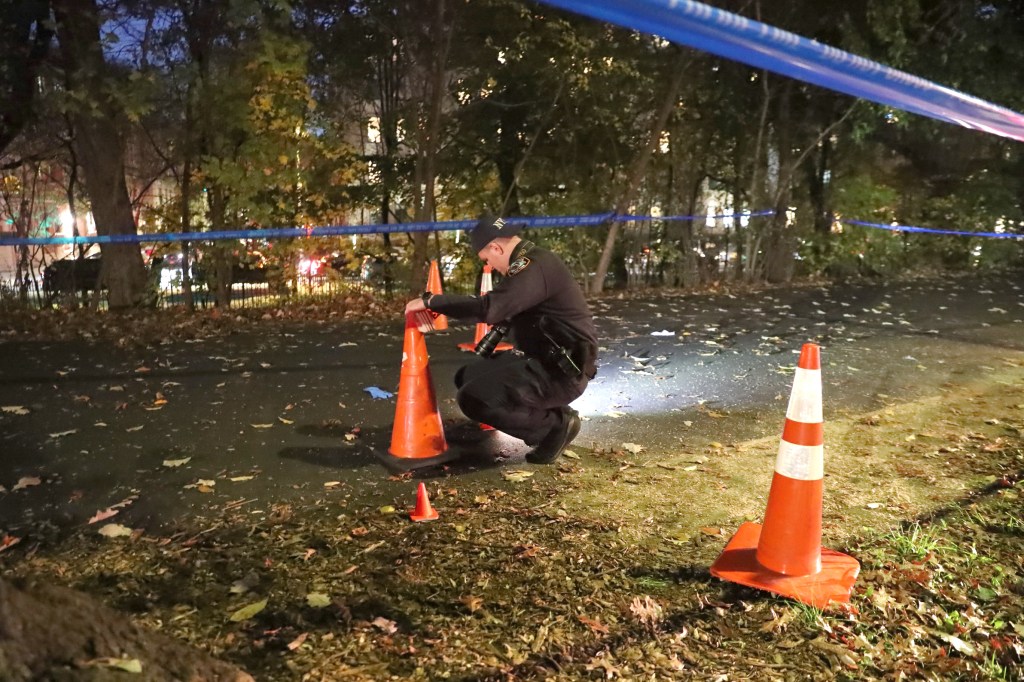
427, 240, 598, 377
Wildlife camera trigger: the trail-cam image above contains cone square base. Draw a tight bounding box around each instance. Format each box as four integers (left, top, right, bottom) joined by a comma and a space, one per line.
374, 448, 461, 472
409, 508, 439, 522
710, 522, 860, 609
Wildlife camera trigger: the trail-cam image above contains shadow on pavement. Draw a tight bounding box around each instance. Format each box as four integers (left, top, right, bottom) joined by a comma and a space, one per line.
279, 421, 530, 476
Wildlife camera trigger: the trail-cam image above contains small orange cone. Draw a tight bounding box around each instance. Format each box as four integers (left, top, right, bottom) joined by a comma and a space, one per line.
409, 482, 439, 522
458, 265, 513, 353
426, 259, 448, 331
376, 314, 456, 471
710, 343, 859, 609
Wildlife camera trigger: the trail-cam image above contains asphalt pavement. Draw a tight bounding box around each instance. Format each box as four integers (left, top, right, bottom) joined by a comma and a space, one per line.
1, 272, 1022, 536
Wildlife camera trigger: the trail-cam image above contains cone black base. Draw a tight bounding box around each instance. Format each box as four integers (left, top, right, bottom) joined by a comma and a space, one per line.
374, 447, 461, 472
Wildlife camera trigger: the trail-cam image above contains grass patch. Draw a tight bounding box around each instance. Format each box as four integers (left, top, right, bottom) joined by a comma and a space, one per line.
2, 351, 1023, 679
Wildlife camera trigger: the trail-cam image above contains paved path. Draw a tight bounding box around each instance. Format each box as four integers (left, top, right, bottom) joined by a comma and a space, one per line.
1, 273, 1021, 534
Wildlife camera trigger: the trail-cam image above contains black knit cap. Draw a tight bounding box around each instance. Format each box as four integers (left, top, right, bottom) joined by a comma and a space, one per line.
470, 213, 521, 253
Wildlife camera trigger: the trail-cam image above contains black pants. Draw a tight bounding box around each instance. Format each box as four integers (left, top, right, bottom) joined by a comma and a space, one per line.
454, 351, 588, 445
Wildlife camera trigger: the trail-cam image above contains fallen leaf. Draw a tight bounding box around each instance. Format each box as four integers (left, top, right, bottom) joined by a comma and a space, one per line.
502, 470, 535, 482
86, 657, 143, 673
229, 598, 268, 622
1, 406, 29, 415
578, 614, 610, 635
931, 630, 977, 656
88, 508, 119, 524
97, 523, 133, 538
461, 595, 483, 613
48, 429, 77, 439
306, 592, 331, 608
250, 423, 274, 429
372, 617, 398, 634
0, 535, 22, 553
162, 457, 191, 468
286, 632, 308, 651
278, 416, 294, 425
760, 608, 796, 633
12, 476, 41, 491
622, 442, 644, 454
585, 656, 621, 679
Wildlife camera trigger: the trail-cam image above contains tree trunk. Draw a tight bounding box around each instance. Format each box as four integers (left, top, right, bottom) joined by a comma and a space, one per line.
764, 84, 795, 283
409, 0, 451, 294
807, 134, 832, 234
207, 186, 232, 308
590, 53, 687, 295
180, 91, 196, 311
0, 577, 252, 681
0, 0, 53, 154
53, 0, 146, 309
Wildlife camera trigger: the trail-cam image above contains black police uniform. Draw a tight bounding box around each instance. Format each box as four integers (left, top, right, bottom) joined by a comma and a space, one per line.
424, 239, 597, 447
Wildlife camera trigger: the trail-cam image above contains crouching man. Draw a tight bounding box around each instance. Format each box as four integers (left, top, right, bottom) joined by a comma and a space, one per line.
405, 215, 597, 463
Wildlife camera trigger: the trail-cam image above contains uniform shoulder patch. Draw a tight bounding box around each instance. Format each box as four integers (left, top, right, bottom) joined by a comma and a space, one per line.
508, 256, 531, 276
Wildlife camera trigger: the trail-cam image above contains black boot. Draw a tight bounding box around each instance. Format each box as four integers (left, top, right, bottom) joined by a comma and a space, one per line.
527, 408, 581, 464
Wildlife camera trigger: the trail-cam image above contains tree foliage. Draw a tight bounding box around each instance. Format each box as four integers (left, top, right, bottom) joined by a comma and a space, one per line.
2, 0, 1023, 306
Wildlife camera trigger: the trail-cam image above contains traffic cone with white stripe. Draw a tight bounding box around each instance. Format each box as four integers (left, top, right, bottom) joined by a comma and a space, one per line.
710, 343, 859, 609
375, 314, 457, 471
458, 265, 513, 353
426, 260, 448, 331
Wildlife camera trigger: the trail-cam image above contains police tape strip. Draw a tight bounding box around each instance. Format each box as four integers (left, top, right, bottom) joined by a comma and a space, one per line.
0, 211, 773, 247
3, 209, 1020, 247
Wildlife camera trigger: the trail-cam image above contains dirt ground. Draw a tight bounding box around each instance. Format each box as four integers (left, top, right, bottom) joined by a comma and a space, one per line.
1, 280, 1023, 680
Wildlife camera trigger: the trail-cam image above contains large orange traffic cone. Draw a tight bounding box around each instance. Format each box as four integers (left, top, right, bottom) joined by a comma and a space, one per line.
457, 265, 513, 353
376, 314, 456, 471
710, 343, 859, 609
426, 259, 448, 331
409, 482, 439, 522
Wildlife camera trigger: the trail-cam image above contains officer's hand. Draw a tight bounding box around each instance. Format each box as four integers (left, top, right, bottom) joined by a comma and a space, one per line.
405, 298, 427, 314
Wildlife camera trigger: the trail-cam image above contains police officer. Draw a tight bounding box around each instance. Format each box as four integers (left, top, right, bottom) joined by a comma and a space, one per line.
405, 214, 598, 463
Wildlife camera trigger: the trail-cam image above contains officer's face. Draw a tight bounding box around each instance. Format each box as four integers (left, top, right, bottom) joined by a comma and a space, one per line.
478, 242, 509, 275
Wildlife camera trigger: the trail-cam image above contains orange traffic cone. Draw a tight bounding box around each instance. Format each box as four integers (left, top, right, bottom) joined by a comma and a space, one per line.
409, 482, 439, 522
426, 259, 448, 331
458, 265, 513, 353
376, 314, 456, 471
710, 343, 859, 609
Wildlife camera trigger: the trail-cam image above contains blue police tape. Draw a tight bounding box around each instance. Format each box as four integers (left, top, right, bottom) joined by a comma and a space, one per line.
6, 210, 1017, 248
0, 211, 768, 247
536, 0, 1024, 143
843, 219, 1024, 241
